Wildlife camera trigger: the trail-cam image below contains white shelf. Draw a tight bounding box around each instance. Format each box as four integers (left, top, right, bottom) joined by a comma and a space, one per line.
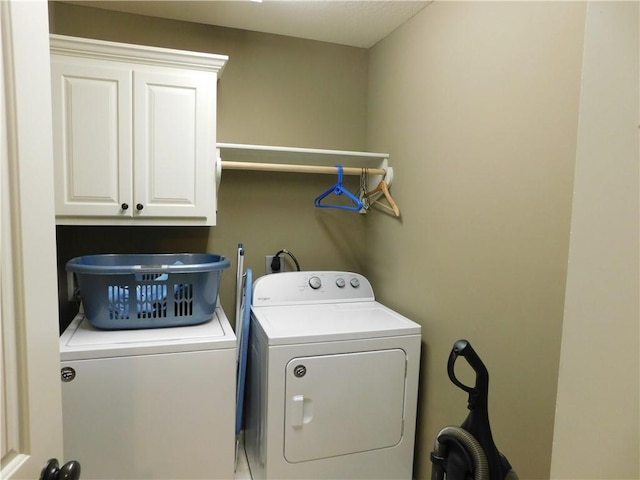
217, 143, 388, 168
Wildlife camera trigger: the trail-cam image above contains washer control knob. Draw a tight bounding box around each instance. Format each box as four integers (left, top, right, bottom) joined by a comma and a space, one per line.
350, 277, 360, 288
309, 276, 322, 289
336, 277, 346, 288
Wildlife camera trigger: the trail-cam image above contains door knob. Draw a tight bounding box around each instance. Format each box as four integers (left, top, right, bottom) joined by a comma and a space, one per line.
40, 458, 81, 480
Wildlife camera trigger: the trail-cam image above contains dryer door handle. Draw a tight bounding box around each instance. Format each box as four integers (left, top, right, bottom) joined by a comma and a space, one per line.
291, 395, 305, 427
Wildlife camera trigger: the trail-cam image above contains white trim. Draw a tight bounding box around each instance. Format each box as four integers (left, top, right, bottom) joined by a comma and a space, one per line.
50, 34, 228, 74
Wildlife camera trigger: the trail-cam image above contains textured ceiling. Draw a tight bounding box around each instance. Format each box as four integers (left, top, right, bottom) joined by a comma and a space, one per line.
60, 1, 431, 48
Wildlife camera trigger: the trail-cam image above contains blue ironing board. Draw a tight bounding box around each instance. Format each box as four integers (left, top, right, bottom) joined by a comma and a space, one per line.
235, 268, 252, 435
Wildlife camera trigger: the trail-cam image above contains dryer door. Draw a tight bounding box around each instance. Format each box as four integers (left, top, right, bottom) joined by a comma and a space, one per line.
284, 349, 406, 463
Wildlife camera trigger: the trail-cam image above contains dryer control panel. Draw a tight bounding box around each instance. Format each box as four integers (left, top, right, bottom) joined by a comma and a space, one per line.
252, 271, 375, 307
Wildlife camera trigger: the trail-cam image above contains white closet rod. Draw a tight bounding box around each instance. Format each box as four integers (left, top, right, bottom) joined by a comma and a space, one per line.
221, 161, 386, 177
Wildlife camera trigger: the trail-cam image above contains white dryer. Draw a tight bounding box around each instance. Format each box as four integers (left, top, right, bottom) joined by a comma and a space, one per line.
59, 306, 236, 479
245, 272, 421, 480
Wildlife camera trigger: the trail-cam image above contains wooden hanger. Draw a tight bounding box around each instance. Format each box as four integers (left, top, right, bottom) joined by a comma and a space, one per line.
364, 180, 400, 217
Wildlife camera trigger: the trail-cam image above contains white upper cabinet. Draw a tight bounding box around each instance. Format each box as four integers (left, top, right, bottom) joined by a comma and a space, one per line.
50, 35, 227, 225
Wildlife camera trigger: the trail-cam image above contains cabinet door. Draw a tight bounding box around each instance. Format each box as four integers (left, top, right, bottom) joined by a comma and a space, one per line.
133, 69, 216, 220
51, 58, 133, 217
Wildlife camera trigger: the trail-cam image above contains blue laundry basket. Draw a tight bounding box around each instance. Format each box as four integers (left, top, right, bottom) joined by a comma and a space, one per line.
66, 253, 230, 330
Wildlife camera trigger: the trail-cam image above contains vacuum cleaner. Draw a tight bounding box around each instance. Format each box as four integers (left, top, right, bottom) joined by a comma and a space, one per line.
430, 339, 518, 480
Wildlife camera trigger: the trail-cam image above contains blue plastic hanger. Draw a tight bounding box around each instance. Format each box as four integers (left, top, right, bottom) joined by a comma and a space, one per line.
314, 165, 364, 211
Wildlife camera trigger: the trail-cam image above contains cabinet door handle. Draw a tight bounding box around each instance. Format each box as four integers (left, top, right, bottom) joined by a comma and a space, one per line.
136, 203, 144, 211
121, 203, 129, 211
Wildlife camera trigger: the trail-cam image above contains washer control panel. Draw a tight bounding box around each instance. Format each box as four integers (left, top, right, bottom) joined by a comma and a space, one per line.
252, 271, 375, 306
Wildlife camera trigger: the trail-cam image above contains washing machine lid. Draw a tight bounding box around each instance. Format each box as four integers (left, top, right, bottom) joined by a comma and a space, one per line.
251, 301, 420, 345
60, 306, 236, 361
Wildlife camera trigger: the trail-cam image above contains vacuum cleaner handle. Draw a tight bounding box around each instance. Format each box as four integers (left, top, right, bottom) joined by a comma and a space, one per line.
447, 339, 489, 408
442, 340, 517, 480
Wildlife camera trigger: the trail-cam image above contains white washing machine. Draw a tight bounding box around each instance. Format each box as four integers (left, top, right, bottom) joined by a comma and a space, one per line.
59, 306, 236, 479
245, 272, 421, 480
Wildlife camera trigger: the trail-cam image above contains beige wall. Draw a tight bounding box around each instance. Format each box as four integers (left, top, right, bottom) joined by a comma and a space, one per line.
366, 3, 586, 478
551, 2, 639, 478
49, 2, 370, 323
